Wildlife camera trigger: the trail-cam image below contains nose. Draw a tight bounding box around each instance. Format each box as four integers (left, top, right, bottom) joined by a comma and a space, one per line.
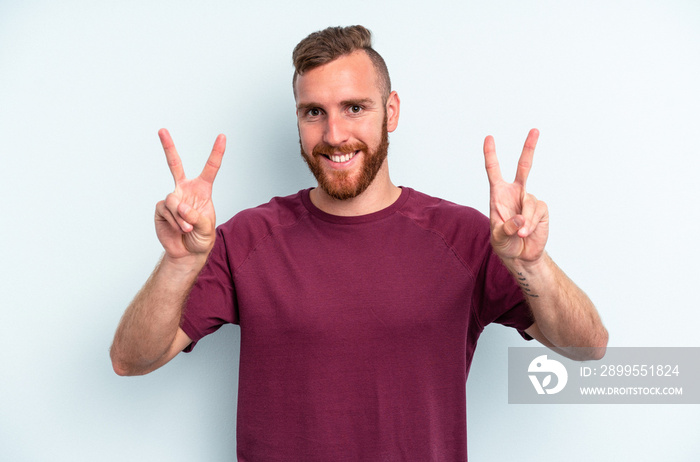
322, 112, 350, 146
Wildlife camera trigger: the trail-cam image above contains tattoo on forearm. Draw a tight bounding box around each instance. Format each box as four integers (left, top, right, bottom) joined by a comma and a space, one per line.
517, 272, 539, 298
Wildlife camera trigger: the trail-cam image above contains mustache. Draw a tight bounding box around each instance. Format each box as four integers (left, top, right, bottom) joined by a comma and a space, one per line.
312, 141, 368, 157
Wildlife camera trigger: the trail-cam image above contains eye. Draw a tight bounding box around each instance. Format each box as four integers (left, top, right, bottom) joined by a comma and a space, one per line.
307, 108, 321, 117
349, 105, 362, 114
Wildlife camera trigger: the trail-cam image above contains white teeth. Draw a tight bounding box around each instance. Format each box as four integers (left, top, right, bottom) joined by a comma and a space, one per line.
330, 151, 356, 163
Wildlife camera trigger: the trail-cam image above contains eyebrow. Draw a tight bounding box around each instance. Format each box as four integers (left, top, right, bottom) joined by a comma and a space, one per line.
296, 101, 317, 112
341, 98, 375, 107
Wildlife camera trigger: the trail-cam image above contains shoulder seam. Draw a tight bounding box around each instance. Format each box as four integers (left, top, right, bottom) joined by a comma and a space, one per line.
231, 208, 311, 276
395, 209, 478, 282
395, 206, 489, 332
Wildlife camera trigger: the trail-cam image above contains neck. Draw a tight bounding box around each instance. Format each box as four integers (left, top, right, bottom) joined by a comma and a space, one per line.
310, 163, 401, 216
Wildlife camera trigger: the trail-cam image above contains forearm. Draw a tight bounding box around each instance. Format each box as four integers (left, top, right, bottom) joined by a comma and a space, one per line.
110, 254, 205, 375
506, 253, 608, 360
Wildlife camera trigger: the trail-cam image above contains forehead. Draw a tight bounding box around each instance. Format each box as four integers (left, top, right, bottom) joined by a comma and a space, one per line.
294, 50, 381, 105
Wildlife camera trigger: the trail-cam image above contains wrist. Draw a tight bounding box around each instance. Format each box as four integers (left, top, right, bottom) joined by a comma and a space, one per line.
502, 251, 550, 276
160, 252, 208, 279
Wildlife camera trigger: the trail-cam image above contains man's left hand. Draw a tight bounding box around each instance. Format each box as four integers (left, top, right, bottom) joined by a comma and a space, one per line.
483, 128, 549, 264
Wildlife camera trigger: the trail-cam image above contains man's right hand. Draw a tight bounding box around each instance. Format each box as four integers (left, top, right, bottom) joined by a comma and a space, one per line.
155, 128, 227, 260
110, 129, 226, 376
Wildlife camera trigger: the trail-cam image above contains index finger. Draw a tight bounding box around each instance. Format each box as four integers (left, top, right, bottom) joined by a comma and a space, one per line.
199, 134, 226, 184
158, 128, 186, 185
483, 135, 503, 186
514, 128, 539, 186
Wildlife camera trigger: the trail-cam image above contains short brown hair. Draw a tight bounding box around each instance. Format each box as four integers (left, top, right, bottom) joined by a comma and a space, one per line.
292, 25, 391, 102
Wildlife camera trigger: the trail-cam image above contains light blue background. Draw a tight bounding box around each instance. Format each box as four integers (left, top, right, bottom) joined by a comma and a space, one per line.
1, 0, 698, 460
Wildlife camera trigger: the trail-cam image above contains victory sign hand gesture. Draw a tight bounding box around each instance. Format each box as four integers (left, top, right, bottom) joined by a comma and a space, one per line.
155, 129, 226, 260
484, 129, 549, 264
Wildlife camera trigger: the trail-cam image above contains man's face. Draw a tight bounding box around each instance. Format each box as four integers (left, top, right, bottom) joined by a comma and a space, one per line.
295, 50, 398, 200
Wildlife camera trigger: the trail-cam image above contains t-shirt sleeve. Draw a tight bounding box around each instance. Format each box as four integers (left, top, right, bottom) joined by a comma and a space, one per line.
180, 226, 238, 352
468, 215, 534, 339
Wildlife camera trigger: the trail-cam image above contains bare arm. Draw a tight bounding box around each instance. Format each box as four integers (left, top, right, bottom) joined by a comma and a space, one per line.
515, 254, 607, 361
110, 256, 200, 376
483, 129, 608, 361
110, 129, 226, 376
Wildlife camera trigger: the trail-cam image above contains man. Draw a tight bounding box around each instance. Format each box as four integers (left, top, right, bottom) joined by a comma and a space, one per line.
111, 25, 607, 460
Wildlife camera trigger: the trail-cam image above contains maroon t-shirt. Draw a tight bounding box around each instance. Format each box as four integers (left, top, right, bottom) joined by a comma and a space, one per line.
182, 187, 533, 461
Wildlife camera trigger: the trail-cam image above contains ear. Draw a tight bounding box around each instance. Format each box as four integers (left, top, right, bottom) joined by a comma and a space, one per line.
385, 91, 400, 133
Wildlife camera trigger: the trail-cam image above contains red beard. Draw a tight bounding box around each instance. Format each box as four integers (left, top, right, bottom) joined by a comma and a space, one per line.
300, 116, 389, 201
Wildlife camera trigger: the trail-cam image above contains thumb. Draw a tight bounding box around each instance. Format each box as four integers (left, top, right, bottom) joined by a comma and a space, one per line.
176, 202, 200, 232
501, 215, 524, 237
491, 217, 525, 259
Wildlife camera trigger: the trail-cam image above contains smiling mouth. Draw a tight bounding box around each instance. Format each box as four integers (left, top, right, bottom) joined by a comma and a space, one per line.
324, 150, 359, 163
